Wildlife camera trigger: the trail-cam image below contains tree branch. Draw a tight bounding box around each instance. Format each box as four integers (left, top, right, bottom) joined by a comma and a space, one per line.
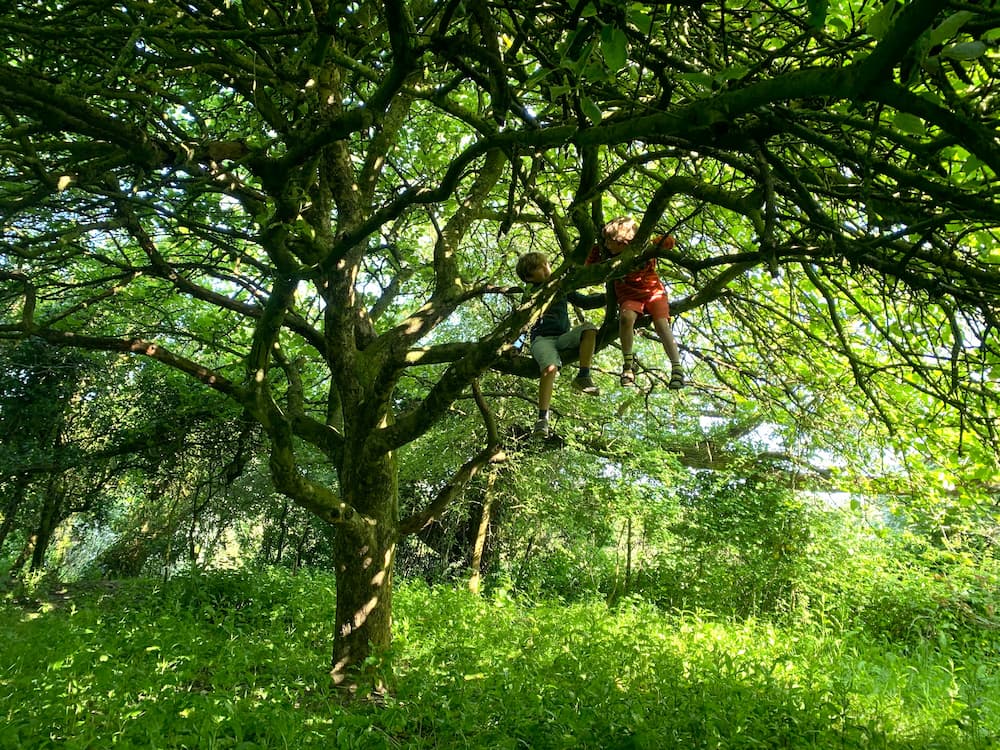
398, 379, 505, 536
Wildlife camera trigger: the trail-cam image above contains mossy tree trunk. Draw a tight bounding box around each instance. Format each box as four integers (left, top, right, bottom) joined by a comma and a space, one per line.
330, 450, 399, 689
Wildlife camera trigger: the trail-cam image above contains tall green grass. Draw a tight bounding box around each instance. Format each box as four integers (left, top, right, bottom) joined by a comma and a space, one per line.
2, 569, 998, 749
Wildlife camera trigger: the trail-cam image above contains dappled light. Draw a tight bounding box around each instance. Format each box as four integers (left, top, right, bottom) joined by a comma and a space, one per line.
3, 572, 999, 747
345, 595, 379, 635
0, 0, 998, 735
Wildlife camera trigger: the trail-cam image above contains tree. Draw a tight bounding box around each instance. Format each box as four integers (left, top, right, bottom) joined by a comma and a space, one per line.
0, 339, 89, 571
0, 339, 249, 576
1, 0, 998, 689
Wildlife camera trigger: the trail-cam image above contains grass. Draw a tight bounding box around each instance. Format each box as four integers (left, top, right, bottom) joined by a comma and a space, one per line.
1, 570, 998, 749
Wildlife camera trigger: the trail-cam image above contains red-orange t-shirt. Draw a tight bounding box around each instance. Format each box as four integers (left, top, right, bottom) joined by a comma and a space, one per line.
585, 235, 674, 305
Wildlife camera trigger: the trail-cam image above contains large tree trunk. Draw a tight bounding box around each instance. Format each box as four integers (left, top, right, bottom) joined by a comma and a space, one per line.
330, 449, 399, 692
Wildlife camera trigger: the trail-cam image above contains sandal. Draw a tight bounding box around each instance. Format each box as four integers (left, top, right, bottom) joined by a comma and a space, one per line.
668, 369, 684, 390
620, 368, 636, 386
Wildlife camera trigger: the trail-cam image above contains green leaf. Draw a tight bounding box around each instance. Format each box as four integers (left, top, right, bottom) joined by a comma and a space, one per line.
580, 95, 603, 125
806, 0, 828, 29
962, 155, 984, 174
929, 11, 976, 47
677, 72, 713, 89
600, 25, 628, 72
866, 2, 897, 41
941, 41, 987, 61
583, 60, 611, 83
523, 67, 551, 91
628, 9, 652, 35
715, 65, 749, 82
893, 112, 925, 136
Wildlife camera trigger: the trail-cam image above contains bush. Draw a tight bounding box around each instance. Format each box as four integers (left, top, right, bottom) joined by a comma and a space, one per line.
507, 541, 615, 601
798, 519, 1000, 645
623, 471, 814, 618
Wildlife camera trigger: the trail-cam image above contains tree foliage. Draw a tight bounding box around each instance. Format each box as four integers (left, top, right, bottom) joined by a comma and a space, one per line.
0, 339, 250, 576
0, 0, 998, 684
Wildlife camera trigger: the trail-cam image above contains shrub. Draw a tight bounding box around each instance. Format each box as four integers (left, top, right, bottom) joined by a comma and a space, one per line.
623, 470, 814, 617
798, 519, 1000, 646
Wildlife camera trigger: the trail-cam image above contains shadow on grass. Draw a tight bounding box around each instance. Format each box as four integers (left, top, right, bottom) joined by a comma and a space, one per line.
1, 577, 996, 750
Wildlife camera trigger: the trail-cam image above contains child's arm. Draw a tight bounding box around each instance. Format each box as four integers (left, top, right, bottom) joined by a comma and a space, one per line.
567, 289, 606, 310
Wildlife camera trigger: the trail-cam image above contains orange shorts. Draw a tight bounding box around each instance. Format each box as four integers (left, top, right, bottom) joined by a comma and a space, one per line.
621, 290, 670, 320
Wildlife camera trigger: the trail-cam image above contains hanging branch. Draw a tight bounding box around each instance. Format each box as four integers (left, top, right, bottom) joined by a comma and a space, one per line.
802, 263, 896, 434
398, 379, 506, 536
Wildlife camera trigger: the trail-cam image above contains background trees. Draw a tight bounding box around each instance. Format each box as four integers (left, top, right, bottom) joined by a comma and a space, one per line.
1, 0, 998, 687
0, 339, 250, 577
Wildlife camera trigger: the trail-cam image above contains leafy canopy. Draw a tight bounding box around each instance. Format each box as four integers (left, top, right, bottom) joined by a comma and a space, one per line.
0, 0, 997, 590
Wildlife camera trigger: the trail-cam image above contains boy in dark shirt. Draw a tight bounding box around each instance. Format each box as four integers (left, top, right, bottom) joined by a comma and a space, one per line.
516, 251, 604, 438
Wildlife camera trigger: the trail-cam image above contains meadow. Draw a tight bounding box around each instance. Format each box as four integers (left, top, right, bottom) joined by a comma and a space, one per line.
2, 568, 998, 749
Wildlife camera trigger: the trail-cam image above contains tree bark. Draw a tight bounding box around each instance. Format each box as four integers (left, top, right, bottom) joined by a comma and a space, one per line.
330, 449, 399, 692
29, 475, 65, 573
468, 467, 499, 594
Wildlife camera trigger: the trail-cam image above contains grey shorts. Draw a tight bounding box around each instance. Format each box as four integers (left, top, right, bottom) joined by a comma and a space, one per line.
530, 323, 597, 372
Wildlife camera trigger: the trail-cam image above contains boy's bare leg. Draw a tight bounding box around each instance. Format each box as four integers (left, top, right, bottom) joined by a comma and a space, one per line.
652, 316, 681, 365
571, 330, 600, 395
619, 308, 638, 359
533, 364, 559, 437
619, 308, 638, 384
538, 364, 558, 412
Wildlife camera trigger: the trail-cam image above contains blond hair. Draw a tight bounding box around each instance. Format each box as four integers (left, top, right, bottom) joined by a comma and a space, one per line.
602, 216, 638, 244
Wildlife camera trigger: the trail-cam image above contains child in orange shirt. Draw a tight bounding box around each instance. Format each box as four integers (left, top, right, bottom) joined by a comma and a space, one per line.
586, 216, 684, 389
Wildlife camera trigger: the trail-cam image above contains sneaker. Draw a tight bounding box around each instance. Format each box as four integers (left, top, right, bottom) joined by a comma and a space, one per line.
571, 374, 600, 395
668, 367, 685, 390
532, 418, 550, 438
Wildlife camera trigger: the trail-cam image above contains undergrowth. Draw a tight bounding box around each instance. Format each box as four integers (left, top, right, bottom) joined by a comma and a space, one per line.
1, 569, 998, 749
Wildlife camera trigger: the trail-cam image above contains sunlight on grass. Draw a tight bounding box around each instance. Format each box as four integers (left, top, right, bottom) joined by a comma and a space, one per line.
1, 570, 998, 749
